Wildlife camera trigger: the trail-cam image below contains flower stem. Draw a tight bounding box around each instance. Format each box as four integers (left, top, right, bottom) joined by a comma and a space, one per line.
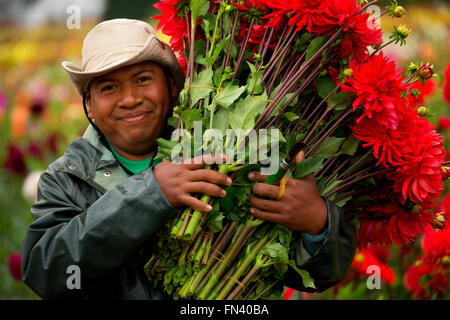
216, 233, 270, 300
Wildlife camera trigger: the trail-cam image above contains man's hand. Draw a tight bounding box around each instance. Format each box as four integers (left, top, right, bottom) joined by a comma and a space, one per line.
153, 154, 232, 213
247, 151, 328, 235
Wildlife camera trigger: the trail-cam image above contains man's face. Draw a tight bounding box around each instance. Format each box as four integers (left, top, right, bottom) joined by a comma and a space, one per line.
87, 61, 175, 160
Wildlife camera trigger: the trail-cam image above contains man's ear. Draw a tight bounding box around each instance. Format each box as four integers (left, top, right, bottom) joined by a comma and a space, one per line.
85, 91, 94, 119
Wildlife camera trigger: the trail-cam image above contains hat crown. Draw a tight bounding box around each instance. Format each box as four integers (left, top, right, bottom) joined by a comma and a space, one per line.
81, 19, 157, 72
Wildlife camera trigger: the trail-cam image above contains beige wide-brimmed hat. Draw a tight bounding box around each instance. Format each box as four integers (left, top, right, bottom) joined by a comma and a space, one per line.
62, 18, 185, 96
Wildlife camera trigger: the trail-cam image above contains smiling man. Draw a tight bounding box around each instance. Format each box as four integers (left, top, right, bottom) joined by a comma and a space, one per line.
21, 19, 356, 299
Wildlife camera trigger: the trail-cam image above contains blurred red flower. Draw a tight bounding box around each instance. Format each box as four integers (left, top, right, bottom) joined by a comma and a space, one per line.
443, 63, 450, 105
438, 116, 450, 130
404, 260, 448, 299
8, 253, 22, 281
350, 246, 396, 285
4, 144, 27, 175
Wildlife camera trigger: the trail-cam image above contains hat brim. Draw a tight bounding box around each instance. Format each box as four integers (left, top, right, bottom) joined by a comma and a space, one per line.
62, 35, 185, 97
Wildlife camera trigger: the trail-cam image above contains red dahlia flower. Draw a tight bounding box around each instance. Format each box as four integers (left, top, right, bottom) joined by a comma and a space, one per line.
340, 52, 408, 130
287, 0, 326, 33
389, 114, 445, 204
310, 0, 382, 61
153, 0, 189, 53
357, 201, 437, 247
262, 0, 290, 28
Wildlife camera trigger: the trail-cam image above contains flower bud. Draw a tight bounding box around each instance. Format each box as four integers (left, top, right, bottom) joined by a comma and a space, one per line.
417, 106, 430, 117
393, 6, 406, 18
414, 259, 423, 267
343, 68, 353, 78
396, 25, 411, 39
408, 62, 419, 73
418, 63, 434, 80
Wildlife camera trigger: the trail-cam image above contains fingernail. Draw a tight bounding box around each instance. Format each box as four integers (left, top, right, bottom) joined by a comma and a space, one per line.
221, 190, 226, 197
250, 208, 255, 214
227, 177, 232, 185
248, 173, 255, 180
206, 204, 212, 211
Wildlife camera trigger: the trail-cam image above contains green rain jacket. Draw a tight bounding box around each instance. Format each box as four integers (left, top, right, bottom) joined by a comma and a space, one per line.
21, 125, 357, 299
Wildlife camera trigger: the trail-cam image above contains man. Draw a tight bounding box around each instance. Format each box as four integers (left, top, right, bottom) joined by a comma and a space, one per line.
21, 19, 356, 299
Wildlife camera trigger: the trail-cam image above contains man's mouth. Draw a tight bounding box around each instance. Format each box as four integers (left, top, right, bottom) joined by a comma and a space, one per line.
119, 111, 150, 124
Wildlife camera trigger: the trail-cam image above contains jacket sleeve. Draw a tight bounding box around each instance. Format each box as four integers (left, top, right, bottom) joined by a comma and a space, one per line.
284, 199, 357, 293
21, 165, 175, 299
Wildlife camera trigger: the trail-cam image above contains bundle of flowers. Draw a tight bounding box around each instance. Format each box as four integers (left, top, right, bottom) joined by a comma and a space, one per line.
143, 0, 448, 300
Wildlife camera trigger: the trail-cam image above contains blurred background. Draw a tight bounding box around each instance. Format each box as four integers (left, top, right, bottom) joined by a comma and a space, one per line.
0, 0, 448, 300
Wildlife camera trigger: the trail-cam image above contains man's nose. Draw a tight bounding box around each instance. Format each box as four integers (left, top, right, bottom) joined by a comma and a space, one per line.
118, 83, 143, 108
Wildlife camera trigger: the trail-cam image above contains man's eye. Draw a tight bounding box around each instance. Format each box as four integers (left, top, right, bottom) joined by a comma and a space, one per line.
137, 76, 151, 83
101, 85, 115, 92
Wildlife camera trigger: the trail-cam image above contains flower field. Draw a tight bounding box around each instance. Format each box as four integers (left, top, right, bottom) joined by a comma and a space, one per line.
0, 0, 449, 300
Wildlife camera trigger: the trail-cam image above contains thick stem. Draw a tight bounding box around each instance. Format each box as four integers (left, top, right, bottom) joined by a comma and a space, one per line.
303, 86, 341, 143
216, 234, 269, 300
305, 108, 352, 158
196, 220, 261, 299
324, 167, 392, 197
231, 18, 255, 81
226, 256, 269, 300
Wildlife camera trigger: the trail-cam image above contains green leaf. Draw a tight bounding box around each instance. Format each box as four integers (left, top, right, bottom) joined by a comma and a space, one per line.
246, 62, 263, 95
212, 107, 230, 135
180, 108, 203, 130
339, 135, 360, 156
190, 67, 214, 108
190, 0, 209, 19
312, 136, 345, 158
287, 260, 316, 289
315, 76, 337, 99
328, 92, 354, 111
305, 35, 328, 62
206, 35, 230, 66
293, 157, 325, 179
214, 85, 247, 108
282, 112, 299, 122
261, 243, 289, 264
205, 208, 224, 232
229, 92, 268, 145
320, 179, 343, 196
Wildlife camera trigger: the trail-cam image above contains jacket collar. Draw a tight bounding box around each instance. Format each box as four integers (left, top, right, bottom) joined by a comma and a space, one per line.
60, 124, 128, 192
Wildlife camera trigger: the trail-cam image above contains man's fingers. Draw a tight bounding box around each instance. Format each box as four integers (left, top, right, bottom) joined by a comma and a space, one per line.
295, 150, 305, 164
180, 195, 213, 212
186, 182, 227, 198
251, 183, 280, 199
250, 207, 287, 225
248, 196, 281, 213
248, 171, 269, 182
181, 154, 227, 169
189, 169, 232, 186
